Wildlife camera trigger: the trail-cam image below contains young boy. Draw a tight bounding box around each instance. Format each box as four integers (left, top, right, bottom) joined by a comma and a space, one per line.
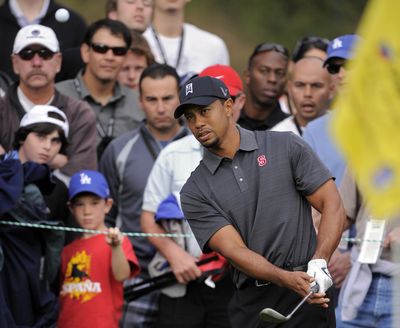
0, 105, 69, 327
58, 170, 140, 328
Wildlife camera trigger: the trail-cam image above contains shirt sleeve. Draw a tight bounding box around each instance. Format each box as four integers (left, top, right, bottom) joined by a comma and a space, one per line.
180, 178, 231, 253
122, 236, 140, 278
288, 133, 332, 196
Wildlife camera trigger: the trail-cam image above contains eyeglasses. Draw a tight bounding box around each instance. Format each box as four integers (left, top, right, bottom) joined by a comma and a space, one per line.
326, 62, 344, 74
251, 42, 290, 59
17, 48, 55, 61
90, 43, 128, 56
292, 36, 330, 62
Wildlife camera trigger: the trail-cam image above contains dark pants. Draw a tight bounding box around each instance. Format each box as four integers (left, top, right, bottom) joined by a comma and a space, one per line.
228, 283, 336, 328
156, 274, 234, 328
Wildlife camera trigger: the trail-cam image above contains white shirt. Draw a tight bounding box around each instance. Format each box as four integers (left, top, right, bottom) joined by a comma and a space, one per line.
142, 134, 203, 257
144, 23, 230, 77
270, 116, 302, 136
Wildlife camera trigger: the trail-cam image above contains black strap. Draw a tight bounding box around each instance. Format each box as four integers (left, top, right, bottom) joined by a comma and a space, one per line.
293, 116, 303, 136
151, 25, 185, 69
140, 129, 159, 161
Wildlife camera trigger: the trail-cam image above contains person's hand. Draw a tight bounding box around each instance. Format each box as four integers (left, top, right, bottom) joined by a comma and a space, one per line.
278, 271, 330, 308
328, 250, 351, 288
48, 153, 68, 169
167, 247, 202, 284
105, 227, 123, 248
307, 259, 333, 293
383, 226, 400, 249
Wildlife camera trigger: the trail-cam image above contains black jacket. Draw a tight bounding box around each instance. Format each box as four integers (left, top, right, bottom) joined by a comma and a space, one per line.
0, 0, 86, 81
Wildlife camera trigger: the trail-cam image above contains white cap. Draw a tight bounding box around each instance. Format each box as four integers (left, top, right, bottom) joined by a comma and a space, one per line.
13, 24, 60, 54
20, 105, 69, 137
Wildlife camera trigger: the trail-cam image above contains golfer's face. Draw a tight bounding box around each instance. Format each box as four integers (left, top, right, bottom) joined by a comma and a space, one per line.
184, 99, 232, 149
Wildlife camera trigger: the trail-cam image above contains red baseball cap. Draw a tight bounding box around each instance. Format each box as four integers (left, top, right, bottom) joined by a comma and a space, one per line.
199, 64, 243, 97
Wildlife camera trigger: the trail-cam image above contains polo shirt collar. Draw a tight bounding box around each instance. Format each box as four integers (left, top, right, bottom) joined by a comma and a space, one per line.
203, 126, 258, 174
76, 70, 126, 104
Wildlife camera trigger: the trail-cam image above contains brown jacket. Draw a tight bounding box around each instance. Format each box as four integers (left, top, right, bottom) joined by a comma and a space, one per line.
0, 83, 97, 176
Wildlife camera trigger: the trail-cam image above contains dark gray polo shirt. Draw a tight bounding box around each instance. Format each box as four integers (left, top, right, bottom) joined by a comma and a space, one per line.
180, 126, 332, 288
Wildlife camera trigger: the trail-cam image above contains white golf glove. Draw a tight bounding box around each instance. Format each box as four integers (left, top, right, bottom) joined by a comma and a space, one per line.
306, 259, 333, 293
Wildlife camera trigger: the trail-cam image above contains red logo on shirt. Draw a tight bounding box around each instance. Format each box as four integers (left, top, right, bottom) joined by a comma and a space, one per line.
257, 155, 267, 166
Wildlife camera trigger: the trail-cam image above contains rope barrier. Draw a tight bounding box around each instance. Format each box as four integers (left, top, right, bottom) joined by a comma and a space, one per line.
0, 220, 192, 238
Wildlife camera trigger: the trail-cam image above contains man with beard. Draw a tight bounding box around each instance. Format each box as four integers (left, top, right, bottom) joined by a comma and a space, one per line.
238, 42, 290, 130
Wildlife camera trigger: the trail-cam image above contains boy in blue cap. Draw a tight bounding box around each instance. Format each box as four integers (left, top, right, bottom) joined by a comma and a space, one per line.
58, 170, 140, 328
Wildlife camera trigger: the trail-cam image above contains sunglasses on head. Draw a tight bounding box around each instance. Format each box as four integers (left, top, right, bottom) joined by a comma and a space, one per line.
90, 43, 128, 56
18, 48, 55, 61
252, 42, 290, 59
292, 36, 330, 62
326, 62, 344, 75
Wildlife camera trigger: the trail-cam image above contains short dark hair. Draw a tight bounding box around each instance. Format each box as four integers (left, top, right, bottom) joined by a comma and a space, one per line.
130, 30, 155, 66
14, 122, 68, 154
139, 63, 180, 95
248, 42, 289, 69
292, 36, 329, 62
83, 18, 131, 48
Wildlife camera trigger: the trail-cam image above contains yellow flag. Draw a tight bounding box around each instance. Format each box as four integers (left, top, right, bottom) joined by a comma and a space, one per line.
331, 0, 400, 217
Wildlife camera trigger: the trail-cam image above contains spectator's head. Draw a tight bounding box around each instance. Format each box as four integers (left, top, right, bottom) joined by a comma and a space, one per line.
138, 63, 181, 137
174, 76, 234, 149
68, 170, 113, 230
323, 34, 359, 89
291, 36, 329, 62
81, 19, 131, 84
154, 0, 188, 13
245, 42, 289, 109
106, 0, 153, 33
118, 30, 155, 90
199, 64, 246, 122
289, 57, 334, 126
14, 105, 69, 162
11, 24, 62, 93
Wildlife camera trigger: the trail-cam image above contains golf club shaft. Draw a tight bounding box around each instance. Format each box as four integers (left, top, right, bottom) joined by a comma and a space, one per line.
287, 290, 313, 318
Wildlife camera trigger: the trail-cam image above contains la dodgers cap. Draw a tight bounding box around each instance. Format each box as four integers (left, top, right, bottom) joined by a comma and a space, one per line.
324, 34, 359, 66
20, 105, 69, 137
199, 64, 243, 97
174, 76, 230, 119
13, 24, 60, 54
69, 170, 110, 201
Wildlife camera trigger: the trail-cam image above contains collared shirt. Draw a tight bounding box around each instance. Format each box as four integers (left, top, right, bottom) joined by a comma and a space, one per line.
9, 0, 50, 26
238, 102, 289, 131
56, 70, 145, 145
180, 126, 332, 288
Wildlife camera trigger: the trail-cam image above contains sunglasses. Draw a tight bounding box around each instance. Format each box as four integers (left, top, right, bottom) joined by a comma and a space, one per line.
18, 48, 55, 61
251, 42, 290, 59
90, 43, 128, 56
326, 62, 344, 75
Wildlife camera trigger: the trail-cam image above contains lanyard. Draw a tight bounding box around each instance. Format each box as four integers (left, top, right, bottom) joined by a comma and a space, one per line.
293, 116, 303, 136
151, 25, 185, 69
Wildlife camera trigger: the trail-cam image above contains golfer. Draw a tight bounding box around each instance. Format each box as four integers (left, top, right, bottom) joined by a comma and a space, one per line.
177, 76, 346, 328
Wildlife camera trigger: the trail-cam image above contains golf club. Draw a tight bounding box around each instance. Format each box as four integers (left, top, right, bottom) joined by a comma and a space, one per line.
259, 283, 320, 323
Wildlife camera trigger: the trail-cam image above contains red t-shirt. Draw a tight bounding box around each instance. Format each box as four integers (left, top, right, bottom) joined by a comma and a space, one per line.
57, 234, 139, 328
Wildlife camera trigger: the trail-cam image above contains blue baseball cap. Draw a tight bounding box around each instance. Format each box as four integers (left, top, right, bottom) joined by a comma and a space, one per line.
324, 34, 359, 66
174, 76, 230, 119
68, 170, 110, 200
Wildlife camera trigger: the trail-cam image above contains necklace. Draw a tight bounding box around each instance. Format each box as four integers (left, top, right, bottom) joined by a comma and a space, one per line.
151, 25, 185, 69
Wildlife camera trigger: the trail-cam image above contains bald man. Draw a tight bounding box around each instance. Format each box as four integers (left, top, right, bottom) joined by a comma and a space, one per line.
271, 56, 334, 136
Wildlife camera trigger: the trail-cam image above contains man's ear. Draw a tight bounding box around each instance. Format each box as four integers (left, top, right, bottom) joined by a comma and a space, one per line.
80, 43, 90, 64
244, 69, 250, 86
107, 10, 117, 20
224, 98, 234, 117
105, 198, 114, 214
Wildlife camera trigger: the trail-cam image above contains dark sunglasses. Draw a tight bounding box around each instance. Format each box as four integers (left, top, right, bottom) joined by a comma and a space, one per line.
292, 36, 330, 62
251, 42, 290, 59
90, 43, 128, 56
18, 48, 55, 60
326, 62, 344, 75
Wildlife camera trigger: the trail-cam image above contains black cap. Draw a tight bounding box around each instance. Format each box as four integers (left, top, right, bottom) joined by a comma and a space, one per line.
174, 76, 230, 119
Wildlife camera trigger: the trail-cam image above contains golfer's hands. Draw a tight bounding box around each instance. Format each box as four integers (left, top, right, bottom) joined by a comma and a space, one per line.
307, 259, 333, 293
278, 271, 330, 308
168, 247, 202, 284
105, 227, 123, 248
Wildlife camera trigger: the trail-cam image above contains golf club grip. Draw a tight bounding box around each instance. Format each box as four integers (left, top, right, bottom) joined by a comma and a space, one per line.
124, 254, 219, 300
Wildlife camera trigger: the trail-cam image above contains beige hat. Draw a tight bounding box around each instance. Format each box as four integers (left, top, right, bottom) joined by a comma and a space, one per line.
13, 24, 60, 54
20, 105, 69, 137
